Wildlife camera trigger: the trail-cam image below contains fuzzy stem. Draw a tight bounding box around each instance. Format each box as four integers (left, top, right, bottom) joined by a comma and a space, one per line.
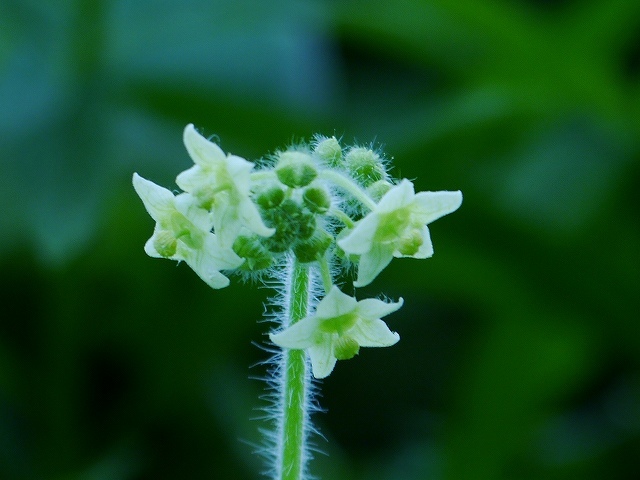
320, 169, 377, 211
317, 254, 333, 294
276, 258, 312, 480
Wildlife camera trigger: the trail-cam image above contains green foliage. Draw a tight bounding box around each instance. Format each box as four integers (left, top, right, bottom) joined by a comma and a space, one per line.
1, 0, 639, 479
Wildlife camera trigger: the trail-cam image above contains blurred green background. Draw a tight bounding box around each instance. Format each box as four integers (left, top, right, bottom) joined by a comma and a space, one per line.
1, 0, 639, 478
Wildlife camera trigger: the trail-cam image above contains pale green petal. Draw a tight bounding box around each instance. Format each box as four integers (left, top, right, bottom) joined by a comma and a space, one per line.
353, 242, 395, 287
175, 164, 206, 194
178, 241, 232, 289
412, 190, 462, 225
376, 179, 414, 213
269, 317, 322, 349
174, 193, 214, 231
132, 173, 176, 223
225, 154, 254, 196
413, 225, 434, 259
315, 286, 358, 320
349, 319, 400, 347
307, 339, 338, 379
356, 297, 404, 320
201, 235, 244, 270
183, 123, 226, 168
239, 196, 275, 238
143, 234, 162, 258
211, 197, 243, 248
338, 213, 379, 255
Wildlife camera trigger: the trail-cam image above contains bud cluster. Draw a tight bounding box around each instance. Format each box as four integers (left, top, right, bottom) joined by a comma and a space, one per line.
133, 124, 462, 378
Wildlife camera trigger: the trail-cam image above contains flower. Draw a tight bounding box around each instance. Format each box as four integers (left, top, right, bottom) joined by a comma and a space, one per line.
177, 124, 274, 247
338, 179, 462, 287
132, 173, 243, 289
270, 286, 403, 378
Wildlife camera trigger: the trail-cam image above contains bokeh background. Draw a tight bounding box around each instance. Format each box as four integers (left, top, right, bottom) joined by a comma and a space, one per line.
1, 0, 639, 478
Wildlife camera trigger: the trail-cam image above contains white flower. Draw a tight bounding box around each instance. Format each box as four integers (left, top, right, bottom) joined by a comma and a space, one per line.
132, 173, 243, 289
177, 124, 274, 247
338, 179, 462, 287
270, 286, 403, 379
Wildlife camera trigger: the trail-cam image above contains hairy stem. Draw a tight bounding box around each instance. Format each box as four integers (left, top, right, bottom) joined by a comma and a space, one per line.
320, 169, 377, 211
276, 258, 313, 480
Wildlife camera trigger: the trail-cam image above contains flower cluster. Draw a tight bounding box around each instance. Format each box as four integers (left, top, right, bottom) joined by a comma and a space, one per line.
134, 125, 462, 378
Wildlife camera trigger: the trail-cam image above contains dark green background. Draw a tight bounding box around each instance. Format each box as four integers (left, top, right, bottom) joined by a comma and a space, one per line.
1, 0, 639, 478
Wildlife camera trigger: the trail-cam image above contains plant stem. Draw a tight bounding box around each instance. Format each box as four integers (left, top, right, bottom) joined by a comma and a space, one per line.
320, 169, 377, 211
276, 258, 312, 480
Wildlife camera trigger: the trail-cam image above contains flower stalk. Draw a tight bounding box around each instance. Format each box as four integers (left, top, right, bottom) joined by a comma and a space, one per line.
276, 258, 313, 480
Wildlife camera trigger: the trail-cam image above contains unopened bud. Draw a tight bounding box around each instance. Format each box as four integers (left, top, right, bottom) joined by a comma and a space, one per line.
303, 186, 331, 214
345, 147, 387, 187
275, 151, 317, 188
314, 136, 343, 167
233, 235, 274, 271
255, 185, 285, 209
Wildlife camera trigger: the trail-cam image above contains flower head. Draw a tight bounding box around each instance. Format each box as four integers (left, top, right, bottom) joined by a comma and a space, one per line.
270, 286, 403, 378
177, 124, 274, 247
338, 179, 462, 287
132, 173, 243, 289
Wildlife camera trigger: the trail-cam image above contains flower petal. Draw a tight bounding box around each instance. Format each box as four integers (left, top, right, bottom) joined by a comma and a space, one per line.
412, 190, 462, 225
174, 193, 214, 231
132, 173, 176, 224
349, 319, 400, 347
353, 242, 395, 287
269, 317, 322, 349
178, 242, 232, 289
238, 196, 275, 238
307, 340, 338, 379
314, 286, 358, 320
143, 234, 163, 258
201, 235, 244, 270
376, 179, 414, 213
211, 198, 242, 247
413, 225, 434, 259
225, 155, 254, 195
338, 213, 379, 255
175, 165, 206, 194
356, 297, 404, 320
183, 124, 226, 168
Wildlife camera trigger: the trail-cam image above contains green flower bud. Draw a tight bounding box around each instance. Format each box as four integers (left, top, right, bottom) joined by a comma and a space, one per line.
314, 136, 342, 167
367, 180, 393, 202
293, 229, 333, 263
345, 147, 387, 187
153, 230, 178, 257
275, 151, 318, 188
255, 184, 285, 209
333, 335, 360, 360
261, 200, 316, 252
233, 235, 274, 271
302, 186, 331, 214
